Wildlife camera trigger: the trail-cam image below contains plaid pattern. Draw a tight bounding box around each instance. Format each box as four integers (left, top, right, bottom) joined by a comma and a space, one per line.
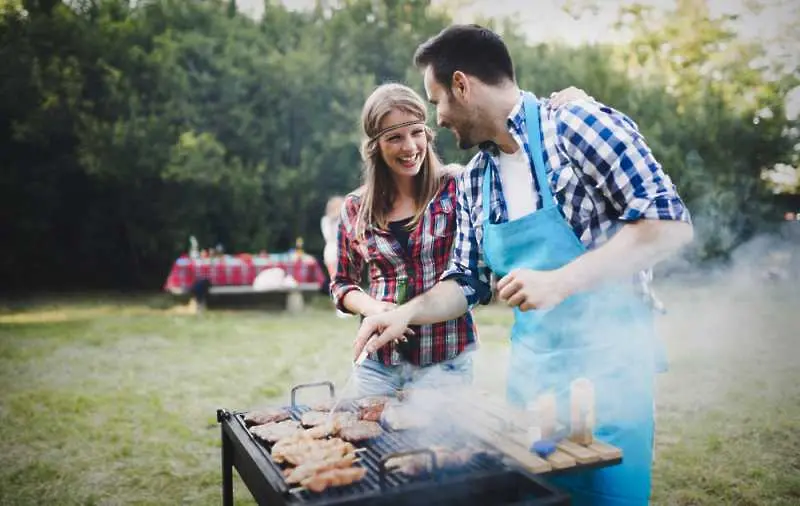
442, 94, 691, 308
163, 253, 326, 292
332, 177, 476, 367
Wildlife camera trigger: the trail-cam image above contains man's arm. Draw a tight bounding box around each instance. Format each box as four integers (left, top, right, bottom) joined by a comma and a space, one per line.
393, 279, 468, 325
497, 220, 692, 310
498, 101, 693, 310
354, 165, 492, 357
559, 219, 691, 296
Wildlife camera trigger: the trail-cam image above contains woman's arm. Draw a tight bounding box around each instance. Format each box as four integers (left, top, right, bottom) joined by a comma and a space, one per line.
330, 198, 395, 317
342, 290, 395, 317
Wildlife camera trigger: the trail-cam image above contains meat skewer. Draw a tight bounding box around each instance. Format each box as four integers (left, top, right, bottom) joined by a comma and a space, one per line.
283, 455, 359, 484
300, 467, 367, 493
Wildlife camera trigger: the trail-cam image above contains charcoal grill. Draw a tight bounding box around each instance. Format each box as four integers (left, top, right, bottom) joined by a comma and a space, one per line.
218, 381, 572, 506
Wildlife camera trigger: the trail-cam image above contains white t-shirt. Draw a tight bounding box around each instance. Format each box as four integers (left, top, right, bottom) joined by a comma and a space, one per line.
497, 148, 537, 221
320, 215, 339, 265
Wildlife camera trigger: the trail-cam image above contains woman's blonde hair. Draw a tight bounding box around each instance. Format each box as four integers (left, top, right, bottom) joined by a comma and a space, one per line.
355, 83, 444, 240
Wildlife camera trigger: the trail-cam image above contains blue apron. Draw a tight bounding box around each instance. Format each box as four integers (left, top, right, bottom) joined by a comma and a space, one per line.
481, 94, 656, 505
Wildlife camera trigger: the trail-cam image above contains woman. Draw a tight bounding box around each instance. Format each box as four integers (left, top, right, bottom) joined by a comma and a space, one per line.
331, 83, 589, 396
321, 195, 349, 318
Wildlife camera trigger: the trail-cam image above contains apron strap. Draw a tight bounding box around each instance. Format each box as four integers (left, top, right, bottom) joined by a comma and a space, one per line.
481, 156, 494, 226
522, 93, 556, 209
481, 93, 556, 225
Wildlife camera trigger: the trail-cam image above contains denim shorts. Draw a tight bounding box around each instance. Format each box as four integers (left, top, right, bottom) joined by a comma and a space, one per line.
354, 351, 474, 397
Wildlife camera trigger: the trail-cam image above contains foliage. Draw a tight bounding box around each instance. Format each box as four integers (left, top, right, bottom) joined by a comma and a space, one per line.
0, 0, 796, 290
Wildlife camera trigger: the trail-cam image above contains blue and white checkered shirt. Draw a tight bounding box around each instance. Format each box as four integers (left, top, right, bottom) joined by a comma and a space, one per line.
440, 93, 691, 308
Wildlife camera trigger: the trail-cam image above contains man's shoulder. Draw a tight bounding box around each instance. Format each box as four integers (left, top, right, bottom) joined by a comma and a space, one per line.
550, 99, 640, 135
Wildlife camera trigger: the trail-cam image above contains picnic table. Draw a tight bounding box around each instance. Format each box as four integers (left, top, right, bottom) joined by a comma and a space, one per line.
163, 252, 326, 311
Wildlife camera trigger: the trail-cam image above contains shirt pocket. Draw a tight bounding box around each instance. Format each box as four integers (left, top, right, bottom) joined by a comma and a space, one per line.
433, 194, 455, 238
349, 234, 376, 265
551, 164, 597, 228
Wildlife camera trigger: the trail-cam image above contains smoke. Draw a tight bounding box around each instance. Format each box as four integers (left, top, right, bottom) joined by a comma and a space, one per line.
381, 222, 799, 458
328, 221, 799, 470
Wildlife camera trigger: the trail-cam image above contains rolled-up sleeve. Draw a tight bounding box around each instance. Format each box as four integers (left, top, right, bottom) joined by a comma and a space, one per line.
440, 165, 493, 309
329, 196, 365, 313
556, 101, 690, 223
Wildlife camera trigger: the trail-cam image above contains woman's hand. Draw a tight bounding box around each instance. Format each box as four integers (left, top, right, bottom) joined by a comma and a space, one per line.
548, 86, 593, 108
356, 300, 414, 361
361, 300, 397, 317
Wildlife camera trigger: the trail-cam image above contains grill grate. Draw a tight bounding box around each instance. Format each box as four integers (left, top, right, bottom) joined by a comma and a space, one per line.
218, 381, 571, 506
250, 404, 509, 504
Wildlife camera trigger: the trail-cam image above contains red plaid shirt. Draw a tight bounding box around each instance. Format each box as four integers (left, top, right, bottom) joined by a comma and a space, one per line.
331, 176, 477, 367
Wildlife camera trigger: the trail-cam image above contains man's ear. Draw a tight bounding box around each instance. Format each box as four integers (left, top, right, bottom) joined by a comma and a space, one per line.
451, 71, 470, 101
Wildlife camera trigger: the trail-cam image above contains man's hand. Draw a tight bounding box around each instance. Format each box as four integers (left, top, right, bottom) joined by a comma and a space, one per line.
353, 308, 413, 361
496, 268, 573, 311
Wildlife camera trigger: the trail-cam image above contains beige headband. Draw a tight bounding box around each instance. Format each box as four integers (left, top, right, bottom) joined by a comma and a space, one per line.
370, 119, 425, 142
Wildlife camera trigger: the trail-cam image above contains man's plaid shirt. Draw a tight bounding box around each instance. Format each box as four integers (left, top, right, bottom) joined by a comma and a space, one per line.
441, 94, 691, 307
331, 176, 476, 367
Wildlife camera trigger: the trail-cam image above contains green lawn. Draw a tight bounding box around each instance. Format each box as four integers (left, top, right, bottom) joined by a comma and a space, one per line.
1, 277, 798, 505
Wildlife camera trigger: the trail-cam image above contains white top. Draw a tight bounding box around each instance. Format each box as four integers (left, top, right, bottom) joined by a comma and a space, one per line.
321, 215, 339, 265
497, 148, 536, 221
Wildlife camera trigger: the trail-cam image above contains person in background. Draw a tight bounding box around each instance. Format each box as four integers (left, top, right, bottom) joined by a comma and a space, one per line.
332, 82, 590, 396
355, 25, 694, 506
321, 195, 345, 278
321, 195, 348, 317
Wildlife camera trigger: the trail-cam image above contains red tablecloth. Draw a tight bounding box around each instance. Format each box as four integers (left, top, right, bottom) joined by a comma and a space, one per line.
163, 252, 326, 293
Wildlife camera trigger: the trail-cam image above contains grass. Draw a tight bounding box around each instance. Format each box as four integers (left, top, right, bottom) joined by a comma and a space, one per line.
0, 275, 798, 505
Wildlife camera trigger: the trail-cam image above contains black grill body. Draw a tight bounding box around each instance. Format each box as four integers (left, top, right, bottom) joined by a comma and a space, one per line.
217, 404, 570, 506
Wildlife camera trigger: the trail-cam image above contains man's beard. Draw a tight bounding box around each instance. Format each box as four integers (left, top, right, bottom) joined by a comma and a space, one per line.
458, 137, 476, 150
454, 124, 478, 150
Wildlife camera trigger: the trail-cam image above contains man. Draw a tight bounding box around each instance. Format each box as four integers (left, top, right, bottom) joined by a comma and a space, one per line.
355, 25, 693, 505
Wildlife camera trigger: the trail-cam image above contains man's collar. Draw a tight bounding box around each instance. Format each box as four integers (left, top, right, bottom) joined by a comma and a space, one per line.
480, 91, 530, 157
506, 91, 525, 130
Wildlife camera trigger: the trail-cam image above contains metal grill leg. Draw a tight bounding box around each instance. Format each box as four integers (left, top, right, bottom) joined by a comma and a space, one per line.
222, 429, 234, 506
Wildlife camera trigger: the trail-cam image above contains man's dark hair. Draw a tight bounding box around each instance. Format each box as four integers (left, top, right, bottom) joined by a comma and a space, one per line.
413, 24, 515, 89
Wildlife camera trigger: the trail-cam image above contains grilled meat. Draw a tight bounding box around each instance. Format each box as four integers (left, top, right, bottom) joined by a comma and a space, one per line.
354, 396, 390, 422
301, 410, 358, 428
283, 454, 358, 485
385, 446, 479, 475
309, 399, 352, 412
353, 396, 391, 410
304, 422, 337, 439
250, 420, 303, 443
243, 407, 290, 427
358, 405, 384, 422
338, 420, 383, 442
272, 436, 357, 466
300, 466, 367, 493
300, 412, 360, 439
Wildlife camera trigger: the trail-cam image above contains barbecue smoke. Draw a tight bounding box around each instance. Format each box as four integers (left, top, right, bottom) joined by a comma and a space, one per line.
393, 224, 799, 453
